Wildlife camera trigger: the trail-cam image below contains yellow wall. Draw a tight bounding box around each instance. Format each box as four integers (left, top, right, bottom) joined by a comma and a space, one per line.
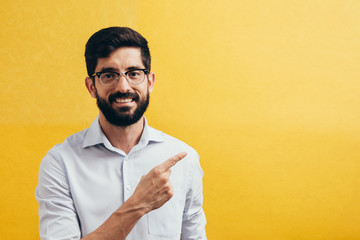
1, 0, 360, 239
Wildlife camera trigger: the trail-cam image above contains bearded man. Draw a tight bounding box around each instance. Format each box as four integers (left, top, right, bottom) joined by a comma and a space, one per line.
35, 27, 207, 240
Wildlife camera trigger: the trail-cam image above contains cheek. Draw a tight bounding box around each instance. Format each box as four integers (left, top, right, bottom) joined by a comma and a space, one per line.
134, 85, 148, 95
141, 87, 150, 98
94, 84, 111, 99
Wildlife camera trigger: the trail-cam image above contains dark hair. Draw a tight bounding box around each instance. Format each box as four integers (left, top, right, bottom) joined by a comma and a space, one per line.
84, 27, 151, 77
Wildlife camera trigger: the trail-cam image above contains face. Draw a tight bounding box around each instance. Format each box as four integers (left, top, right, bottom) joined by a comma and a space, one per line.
85, 47, 155, 127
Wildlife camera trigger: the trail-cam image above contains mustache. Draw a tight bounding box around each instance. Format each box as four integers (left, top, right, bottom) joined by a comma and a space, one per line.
108, 92, 139, 103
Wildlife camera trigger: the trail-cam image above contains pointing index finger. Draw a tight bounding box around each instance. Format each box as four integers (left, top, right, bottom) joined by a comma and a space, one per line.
161, 152, 187, 171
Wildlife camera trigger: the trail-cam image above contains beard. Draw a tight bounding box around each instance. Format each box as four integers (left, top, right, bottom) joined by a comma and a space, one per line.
96, 90, 149, 127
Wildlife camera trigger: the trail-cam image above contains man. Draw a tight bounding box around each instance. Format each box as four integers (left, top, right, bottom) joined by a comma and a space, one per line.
35, 27, 206, 240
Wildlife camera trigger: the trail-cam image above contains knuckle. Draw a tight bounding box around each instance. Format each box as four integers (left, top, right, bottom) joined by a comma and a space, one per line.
159, 176, 168, 185
167, 187, 174, 197
152, 168, 162, 176
168, 159, 176, 167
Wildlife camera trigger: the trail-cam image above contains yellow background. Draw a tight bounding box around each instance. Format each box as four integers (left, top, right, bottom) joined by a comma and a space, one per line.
1, 0, 360, 239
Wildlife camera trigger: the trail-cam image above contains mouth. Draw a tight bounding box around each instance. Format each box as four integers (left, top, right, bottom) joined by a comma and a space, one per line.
109, 92, 139, 105
114, 98, 133, 103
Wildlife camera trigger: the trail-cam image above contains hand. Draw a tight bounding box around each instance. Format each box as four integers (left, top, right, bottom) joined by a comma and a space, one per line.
82, 152, 188, 240
131, 152, 187, 213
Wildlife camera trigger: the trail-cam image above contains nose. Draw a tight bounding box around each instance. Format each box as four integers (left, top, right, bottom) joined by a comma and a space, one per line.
114, 74, 132, 93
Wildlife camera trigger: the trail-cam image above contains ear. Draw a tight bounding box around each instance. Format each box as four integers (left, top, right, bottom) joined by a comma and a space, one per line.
147, 72, 155, 94
85, 77, 97, 98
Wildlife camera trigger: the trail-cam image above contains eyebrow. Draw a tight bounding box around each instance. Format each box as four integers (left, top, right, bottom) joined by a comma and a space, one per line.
98, 67, 117, 72
99, 65, 145, 72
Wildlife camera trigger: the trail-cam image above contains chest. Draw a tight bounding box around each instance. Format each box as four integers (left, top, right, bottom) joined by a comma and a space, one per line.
62, 146, 190, 238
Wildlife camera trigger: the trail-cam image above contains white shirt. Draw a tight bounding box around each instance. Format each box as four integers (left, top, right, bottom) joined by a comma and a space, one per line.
35, 117, 206, 240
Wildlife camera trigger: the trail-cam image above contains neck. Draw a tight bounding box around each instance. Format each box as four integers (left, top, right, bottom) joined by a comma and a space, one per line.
98, 113, 145, 154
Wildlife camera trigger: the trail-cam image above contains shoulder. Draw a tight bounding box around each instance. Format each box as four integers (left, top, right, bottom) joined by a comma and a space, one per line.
43, 128, 88, 163
38, 128, 90, 179
50, 128, 87, 150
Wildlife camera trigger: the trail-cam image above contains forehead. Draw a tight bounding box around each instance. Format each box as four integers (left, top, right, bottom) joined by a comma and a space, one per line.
95, 47, 143, 71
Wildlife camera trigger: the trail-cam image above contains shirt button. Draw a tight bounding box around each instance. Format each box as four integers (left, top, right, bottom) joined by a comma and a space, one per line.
125, 156, 128, 161
126, 185, 131, 190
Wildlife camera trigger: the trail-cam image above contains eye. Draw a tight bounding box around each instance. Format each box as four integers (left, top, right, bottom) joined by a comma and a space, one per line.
127, 70, 142, 78
102, 73, 115, 79
100, 72, 117, 84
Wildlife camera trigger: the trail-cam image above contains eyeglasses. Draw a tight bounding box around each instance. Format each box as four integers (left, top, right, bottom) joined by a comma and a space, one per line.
92, 69, 148, 86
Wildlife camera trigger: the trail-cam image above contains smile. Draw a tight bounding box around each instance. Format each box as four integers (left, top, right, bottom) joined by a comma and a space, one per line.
115, 98, 133, 103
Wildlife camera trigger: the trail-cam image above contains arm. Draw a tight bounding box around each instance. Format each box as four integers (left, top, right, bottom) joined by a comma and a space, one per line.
83, 152, 187, 239
81, 198, 144, 240
36, 151, 81, 239
36, 151, 187, 240
181, 151, 207, 240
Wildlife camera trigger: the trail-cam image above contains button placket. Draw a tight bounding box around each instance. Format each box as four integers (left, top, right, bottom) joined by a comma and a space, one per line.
122, 155, 128, 200
123, 155, 132, 201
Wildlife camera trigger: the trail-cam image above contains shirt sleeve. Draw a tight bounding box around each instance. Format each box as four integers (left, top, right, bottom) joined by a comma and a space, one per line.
181, 150, 207, 240
35, 150, 81, 240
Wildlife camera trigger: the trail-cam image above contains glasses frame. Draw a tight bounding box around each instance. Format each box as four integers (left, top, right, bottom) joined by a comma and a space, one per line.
92, 69, 149, 86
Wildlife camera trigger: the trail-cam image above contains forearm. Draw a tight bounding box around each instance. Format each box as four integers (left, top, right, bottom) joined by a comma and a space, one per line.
80, 153, 184, 240
82, 197, 146, 240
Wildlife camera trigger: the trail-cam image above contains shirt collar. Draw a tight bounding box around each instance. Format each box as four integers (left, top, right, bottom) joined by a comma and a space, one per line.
82, 116, 164, 149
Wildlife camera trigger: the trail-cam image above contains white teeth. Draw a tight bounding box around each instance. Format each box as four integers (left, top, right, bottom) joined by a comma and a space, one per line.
115, 98, 132, 103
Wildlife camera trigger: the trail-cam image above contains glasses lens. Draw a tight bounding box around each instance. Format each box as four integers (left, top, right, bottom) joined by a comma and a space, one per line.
100, 72, 118, 85
126, 70, 145, 84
